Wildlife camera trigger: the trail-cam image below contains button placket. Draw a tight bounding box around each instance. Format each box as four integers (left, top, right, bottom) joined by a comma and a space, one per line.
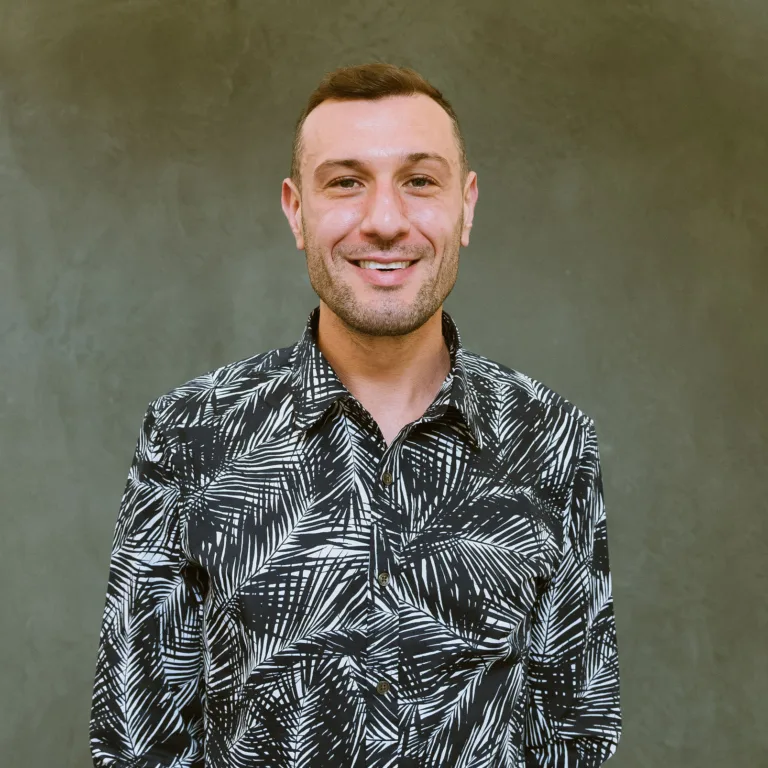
364, 455, 402, 758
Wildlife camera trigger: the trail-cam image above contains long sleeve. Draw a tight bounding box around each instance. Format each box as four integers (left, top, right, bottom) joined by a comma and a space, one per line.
524, 417, 622, 767
90, 400, 207, 767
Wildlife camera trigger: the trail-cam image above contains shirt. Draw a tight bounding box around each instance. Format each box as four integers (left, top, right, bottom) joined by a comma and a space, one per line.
89, 304, 621, 768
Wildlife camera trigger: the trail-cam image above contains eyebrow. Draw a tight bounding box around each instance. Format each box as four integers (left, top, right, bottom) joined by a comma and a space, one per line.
313, 152, 452, 181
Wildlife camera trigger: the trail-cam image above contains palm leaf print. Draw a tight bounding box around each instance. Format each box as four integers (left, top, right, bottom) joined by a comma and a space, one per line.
90, 306, 621, 767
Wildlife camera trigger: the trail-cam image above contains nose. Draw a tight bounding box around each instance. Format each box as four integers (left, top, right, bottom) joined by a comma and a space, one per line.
359, 178, 411, 243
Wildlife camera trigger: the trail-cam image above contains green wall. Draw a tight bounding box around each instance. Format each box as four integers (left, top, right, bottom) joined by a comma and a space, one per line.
1, 1, 766, 765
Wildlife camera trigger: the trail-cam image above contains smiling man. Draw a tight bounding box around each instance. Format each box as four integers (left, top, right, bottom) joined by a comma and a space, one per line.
90, 63, 622, 767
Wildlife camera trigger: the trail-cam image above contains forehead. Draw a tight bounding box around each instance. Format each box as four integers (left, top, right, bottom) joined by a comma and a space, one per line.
300, 94, 458, 172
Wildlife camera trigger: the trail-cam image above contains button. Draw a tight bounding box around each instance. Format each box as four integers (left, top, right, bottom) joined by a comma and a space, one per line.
376, 680, 390, 695
377, 571, 390, 586
381, 470, 393, 486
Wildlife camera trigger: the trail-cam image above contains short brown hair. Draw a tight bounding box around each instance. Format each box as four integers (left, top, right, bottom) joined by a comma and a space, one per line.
290, 62, 469, 190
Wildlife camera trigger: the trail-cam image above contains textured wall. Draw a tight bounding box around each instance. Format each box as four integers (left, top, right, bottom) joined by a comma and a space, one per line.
1, 1, 766, 766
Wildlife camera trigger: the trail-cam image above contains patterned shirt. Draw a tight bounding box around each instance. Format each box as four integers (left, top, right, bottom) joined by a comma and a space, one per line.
90, 305, 621, 767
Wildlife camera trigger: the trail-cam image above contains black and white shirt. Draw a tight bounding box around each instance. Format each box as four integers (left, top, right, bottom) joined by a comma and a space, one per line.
90, 305, 621, 767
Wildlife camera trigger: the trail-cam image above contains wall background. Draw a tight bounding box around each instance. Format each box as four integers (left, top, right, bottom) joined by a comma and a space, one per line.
1, 1, 766, 766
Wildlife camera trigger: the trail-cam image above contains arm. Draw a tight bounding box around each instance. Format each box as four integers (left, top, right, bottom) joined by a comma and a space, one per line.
90, 400, 207, 767
524, 417, 622, 767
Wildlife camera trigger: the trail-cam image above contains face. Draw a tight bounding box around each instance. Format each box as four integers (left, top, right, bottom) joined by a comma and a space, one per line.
281, 94, 478, 337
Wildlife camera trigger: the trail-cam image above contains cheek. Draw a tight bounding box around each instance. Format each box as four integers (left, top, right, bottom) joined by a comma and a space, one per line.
315, 205, 363, 241
406, 204, 456, 243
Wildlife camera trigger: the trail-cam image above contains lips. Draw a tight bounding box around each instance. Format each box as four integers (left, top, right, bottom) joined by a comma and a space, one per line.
352, 260, 414, 270
349, 258, 419, 285
348, 257, 419, 266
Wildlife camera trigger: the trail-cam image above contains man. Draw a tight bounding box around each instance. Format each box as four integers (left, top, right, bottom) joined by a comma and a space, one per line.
90, 62, 621, 767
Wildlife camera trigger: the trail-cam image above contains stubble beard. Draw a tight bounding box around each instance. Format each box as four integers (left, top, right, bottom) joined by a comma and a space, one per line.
301, 213, 464, 338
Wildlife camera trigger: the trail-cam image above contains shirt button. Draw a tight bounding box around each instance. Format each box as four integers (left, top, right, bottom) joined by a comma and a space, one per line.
381, 470, 393, 486
376, 680, 390, 695
377, 571, 390, 586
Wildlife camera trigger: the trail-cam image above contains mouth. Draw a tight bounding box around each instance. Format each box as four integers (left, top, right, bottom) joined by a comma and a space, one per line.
348, 258, 420, 285
350, 259, 417, 271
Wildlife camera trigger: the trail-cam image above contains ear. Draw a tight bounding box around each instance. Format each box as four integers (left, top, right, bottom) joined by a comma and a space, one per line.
460, 170, 479, 247
281, 177, 304, 250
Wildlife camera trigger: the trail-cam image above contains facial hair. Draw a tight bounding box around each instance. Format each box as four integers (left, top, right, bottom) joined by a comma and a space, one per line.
301, 212, 464, 338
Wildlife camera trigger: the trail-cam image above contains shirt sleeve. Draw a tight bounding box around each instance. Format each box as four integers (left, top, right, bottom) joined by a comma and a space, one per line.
524, 417, 622, 767
89, 400, 207, 767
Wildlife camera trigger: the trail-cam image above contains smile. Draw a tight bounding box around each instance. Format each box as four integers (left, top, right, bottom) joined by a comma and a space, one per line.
349, 259, 419, 285
355, 260, 414, 270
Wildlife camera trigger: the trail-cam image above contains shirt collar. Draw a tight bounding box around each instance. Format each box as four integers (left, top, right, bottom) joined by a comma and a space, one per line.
290, 305, 484, 450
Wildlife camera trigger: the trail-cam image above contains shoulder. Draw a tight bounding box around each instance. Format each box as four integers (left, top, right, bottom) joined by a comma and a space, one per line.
146, 343, 296, 429
463, 349, 596, 431
463, 351, 599, 500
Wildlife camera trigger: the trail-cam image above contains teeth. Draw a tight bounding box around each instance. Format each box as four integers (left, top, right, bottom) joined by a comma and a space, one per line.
357, 260, 412, 270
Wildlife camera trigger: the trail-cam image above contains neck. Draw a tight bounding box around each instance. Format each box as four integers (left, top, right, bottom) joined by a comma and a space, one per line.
315, 301, 451, 412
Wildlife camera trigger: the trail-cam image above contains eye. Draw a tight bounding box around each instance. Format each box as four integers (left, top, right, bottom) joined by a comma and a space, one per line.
408, 176, 436, 188
327, 176, 437, 191
329, 177, 362, 189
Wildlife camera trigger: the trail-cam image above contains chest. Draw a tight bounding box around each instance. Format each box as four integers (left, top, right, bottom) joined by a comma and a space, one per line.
180, 415, 563, 644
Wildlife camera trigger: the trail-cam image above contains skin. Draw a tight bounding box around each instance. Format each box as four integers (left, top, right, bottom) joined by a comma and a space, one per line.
281, 93, 479, 446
